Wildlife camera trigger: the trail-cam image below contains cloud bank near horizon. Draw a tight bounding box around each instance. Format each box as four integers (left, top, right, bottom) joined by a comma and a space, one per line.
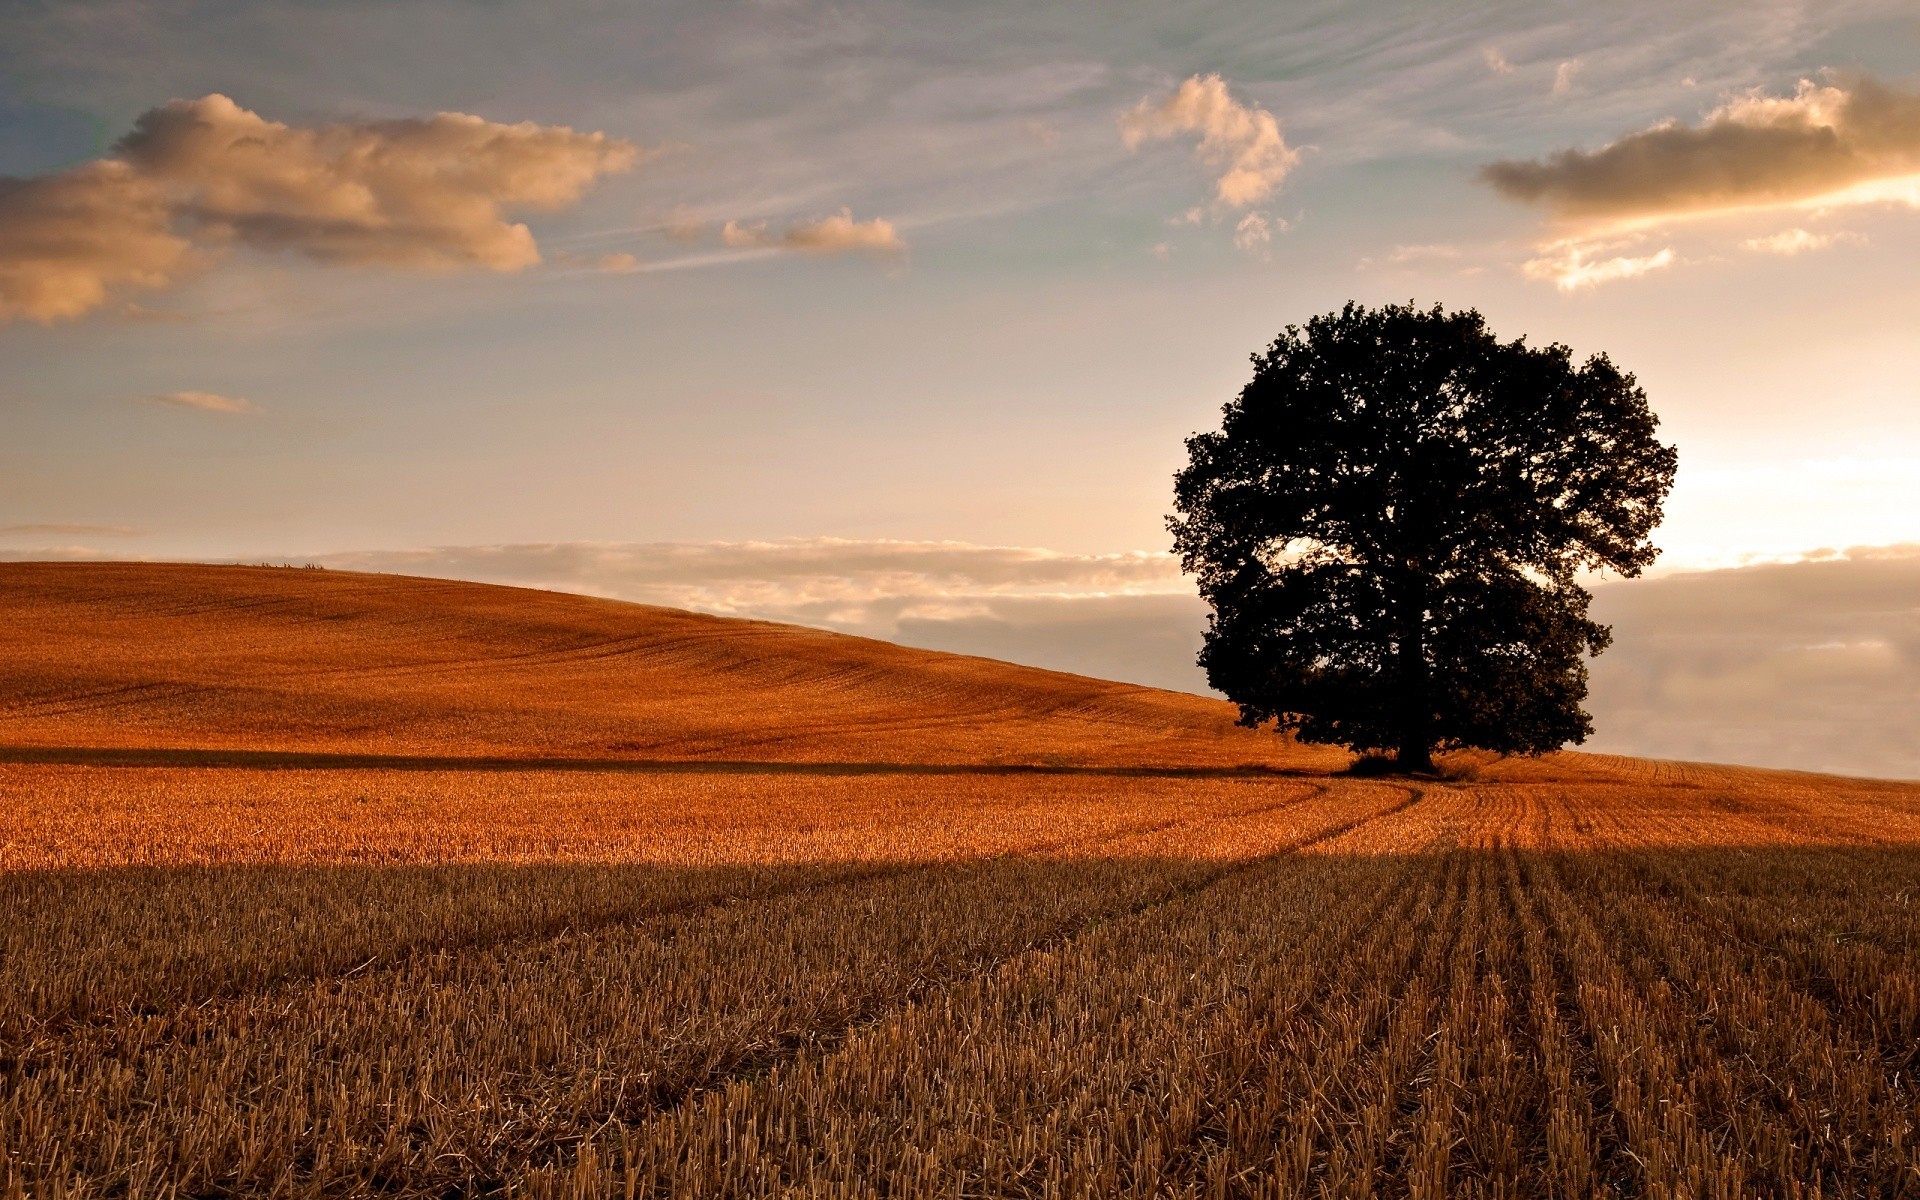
263, 537, 1920, 780
3, 536, 1914, 776
0, 94, 638, 321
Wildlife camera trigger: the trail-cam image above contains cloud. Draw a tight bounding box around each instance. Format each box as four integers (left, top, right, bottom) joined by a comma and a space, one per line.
305, 538, 1186, 624
1021, 119, 1061, 146
146, 390, 254, 413
1482, 75, 1920, 227
0, 523, 142, 537
0, 162, 194, 322
662, 208, 706, 241
595, 252, 642, 273
1483, 48, 1514, 76
1739, 227, 1862, 255
720, 208, 905, 255
1521, 241, 1675, 290
1585, 545, 1920, 779
279, 536, 1920, 776
297, 538, 1206, 694
0, 94, 638, 322
1120, 74, 1299, 209
1551, 61, 1581, 96
1233, 211, 1273, 255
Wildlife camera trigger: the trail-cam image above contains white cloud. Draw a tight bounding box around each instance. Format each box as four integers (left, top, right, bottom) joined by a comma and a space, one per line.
1483, 48, 1514, 76
1521, 241, 1675, 290
1552, 60, 1581, 96
146, 390, 254, 414
1739, 227, 1862, 255
0, 94, 639, 322
1120, 74, 1299, 209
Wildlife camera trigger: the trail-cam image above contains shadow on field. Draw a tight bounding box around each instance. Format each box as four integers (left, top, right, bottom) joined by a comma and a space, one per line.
6, 845, 1920, 1199
7, 843, 1920, 1043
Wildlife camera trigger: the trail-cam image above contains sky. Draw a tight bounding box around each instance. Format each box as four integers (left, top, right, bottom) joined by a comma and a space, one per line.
3, 0, 1919, 776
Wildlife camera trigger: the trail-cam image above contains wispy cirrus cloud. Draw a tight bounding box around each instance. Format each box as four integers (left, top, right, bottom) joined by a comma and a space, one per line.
0, 94, 639, 322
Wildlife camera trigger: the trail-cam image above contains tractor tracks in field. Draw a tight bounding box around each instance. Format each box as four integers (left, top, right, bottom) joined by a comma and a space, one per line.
0, 779, 1367, 1058
503, 784, 1432, 1185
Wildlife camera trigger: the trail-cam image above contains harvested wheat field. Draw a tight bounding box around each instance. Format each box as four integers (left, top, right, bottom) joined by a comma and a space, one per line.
3, 563, 1919, 1198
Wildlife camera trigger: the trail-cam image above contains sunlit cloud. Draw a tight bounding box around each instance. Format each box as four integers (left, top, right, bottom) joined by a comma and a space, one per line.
1483, 48, 1514, 76
146, 390, 254, 414
1521, 240, 1675, 290
0, 94, 639, 322
1120, 74, 1299, 209
1484, 74, 1920, 288
719, 208, 905, 256
1551, 61, 1581, 96
1739, 227, 1862, 255
1233, 211, 1276, 256
595, 252, 643, 273
0, 161, 194, 322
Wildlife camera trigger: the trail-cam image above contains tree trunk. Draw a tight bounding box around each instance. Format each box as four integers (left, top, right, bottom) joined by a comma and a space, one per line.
1395, 571, 1433, 774
1395, 738, 1434, 774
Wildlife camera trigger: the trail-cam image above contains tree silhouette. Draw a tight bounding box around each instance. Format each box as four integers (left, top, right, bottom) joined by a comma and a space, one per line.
1170, 302, 1677, 772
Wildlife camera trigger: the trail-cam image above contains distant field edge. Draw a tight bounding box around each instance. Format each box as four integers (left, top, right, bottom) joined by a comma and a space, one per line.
0, 744, 1315, 779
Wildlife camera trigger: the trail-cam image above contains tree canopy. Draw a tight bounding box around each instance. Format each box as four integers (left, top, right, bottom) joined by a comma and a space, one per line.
1169, 301, 1678, 771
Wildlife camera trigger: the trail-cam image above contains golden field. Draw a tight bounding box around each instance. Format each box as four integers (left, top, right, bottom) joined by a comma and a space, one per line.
3, 563, 1919, 1197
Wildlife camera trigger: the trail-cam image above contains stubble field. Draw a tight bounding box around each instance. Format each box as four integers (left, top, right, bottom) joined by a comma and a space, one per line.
3, 564, 1918, 1197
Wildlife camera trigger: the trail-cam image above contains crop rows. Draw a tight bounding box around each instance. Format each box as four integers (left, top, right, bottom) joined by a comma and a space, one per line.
5, 766, 1920, 1197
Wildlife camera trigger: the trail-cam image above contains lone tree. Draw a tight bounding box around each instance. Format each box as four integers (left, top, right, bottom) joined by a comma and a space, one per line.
1170, 301, 1677, 772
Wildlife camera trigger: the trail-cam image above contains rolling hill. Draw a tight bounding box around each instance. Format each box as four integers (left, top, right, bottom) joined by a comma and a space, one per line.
8, 559, 1920, 1196
0, 561, 1334, 769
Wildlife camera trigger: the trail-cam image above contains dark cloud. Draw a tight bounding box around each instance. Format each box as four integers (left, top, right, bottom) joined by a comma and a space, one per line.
1482, 75, 1920, 223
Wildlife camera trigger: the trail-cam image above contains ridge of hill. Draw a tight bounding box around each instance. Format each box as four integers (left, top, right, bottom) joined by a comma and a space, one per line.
0, 561, 1341, 769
